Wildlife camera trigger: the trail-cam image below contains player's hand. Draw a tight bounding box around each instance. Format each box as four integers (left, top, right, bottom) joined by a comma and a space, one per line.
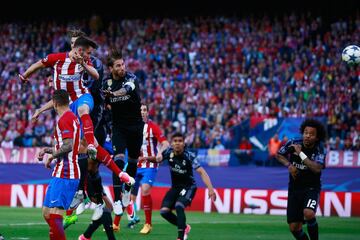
290, 144, 302, 155
73, 50, 84, 65
31, 109, 41, 123
44, 156, 54, 169
19, 73, 29, 83
38, 149, 46, 161
103, 89, 115, 97
113, 88, 127, 96
288, 165, 298, 180
208, 189, 216, 202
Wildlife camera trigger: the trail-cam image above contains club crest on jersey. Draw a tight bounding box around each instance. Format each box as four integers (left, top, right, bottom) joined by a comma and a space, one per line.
107, 79, 113, 87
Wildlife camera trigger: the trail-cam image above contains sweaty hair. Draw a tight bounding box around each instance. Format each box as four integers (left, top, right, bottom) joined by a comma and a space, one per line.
52, 89, 70, 106
107, 48, 123, 67
300, 118, 327, 142
172, 132, 184, 140
73, 36, 98, 49
67, 29, 86, 38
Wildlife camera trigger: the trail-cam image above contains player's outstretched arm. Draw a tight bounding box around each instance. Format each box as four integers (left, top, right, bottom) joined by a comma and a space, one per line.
31, 100, 54, 122
19, 60, 46, 83
196, 167, 216, 201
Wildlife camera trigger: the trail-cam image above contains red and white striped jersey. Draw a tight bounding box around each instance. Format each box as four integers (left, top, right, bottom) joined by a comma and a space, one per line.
53, 111, 81, 179
138, 120, 167, 168
42, 53, 92, 103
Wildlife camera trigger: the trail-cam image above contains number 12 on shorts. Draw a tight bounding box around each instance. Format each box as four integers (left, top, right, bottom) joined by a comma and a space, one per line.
307, 199, 317, 209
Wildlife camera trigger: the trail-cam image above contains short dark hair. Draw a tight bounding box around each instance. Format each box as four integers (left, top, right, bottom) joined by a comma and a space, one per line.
74, 36, 98, 49
300, 118, 327, 142
52, 90, 70, 106
172, 132, 184, 140
107, 48, 123, 67
68, 29, 86, 38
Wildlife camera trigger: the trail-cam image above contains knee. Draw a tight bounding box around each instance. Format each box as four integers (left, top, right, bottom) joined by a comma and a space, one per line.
289, 223, 301, 232
141, 186, 151, 196
175, 201, 185, 211
114, 154, 125, 162
160, 208, 170, 217
303, 209, 316, 220
77, 105, 89, 116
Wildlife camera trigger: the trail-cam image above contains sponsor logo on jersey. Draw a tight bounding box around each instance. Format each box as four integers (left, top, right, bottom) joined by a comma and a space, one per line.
58, 73, 81, 81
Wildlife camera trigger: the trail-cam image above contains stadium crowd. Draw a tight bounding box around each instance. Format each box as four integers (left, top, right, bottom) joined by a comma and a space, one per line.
0, 13, 359, 150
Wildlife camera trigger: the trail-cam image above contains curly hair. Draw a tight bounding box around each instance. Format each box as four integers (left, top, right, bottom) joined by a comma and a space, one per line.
300, 118, 327, 142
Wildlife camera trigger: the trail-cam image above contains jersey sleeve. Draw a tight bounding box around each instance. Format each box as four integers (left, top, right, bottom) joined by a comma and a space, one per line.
41, 53, 62, 67
277, 139, 294, 156
161, 148, 171, 162
151, 122, 167, 143
314, 144, 327, 168
189, 151, 201, 170
58, 115, 75, 139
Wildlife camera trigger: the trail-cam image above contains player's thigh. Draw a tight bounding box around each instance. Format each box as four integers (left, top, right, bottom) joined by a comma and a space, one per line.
127, 123, 144, 159
303, 188, 320, 214
77, 93, 94, 116
161, 188, 180, 209
287, 190, 304, 224
111, 129, 127, 155
141, 168, 158, 189
177, 185, 197, 207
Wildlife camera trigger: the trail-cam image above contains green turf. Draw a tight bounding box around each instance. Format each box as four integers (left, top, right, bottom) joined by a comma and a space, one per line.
0, 206, 359, 239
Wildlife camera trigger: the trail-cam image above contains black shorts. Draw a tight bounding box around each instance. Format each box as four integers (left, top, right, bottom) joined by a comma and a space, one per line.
161, 185, 197, 209
112, 123, 144, 159
287, 188, 320, 223
90, 104, 104, 130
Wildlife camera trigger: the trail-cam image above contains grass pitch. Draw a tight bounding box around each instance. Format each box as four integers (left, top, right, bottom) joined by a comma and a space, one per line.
0, 207, 359, 239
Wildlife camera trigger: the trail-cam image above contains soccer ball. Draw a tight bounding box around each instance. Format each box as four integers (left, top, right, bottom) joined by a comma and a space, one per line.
342, 45, 360, 65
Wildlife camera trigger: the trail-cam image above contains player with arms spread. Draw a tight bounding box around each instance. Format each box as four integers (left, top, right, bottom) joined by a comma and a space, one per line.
152, 132, 216, 240
276, 119, 327, 240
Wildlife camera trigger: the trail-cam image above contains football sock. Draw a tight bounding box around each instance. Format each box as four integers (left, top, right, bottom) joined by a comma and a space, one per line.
96, 146, 121, 176
80, 114, 95, 146
124, 158, 137, 192
114, 214, 122, 226
306, 218, 318, 240
77, 154, 88, 191
66, 210, 74, 216
291, 229, 309, 240
102, 210, 116, 240
175, 203, 186, 240
143, 194, 152, 224
88, 171, 104, 203
112, 158, 125, 201
50, 214, 65, 240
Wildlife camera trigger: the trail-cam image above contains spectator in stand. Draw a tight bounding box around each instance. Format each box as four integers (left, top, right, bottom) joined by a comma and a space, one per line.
268, 134, 281, 166
237, 136, 252, 164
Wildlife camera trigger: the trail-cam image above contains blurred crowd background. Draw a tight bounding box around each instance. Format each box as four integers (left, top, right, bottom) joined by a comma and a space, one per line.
0, 12, 359, 155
